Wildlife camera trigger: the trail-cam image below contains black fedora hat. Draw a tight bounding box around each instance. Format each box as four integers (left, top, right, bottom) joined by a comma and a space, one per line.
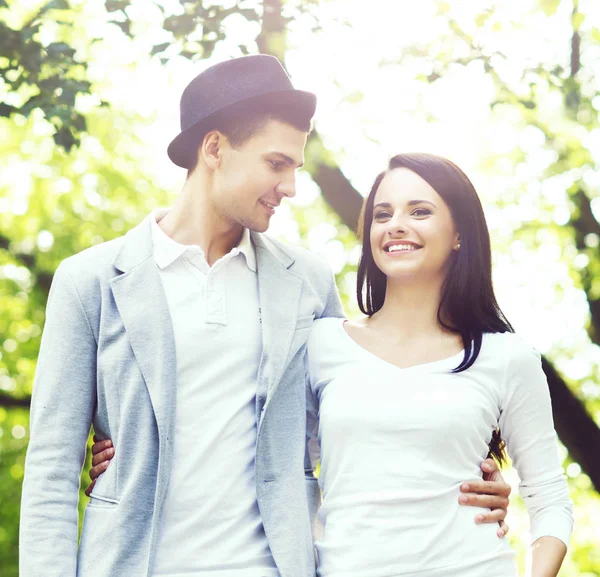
167, 54, 317, 168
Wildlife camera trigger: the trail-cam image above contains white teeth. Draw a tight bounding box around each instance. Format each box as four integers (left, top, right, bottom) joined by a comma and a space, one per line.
262, 201, 275, 209
388, 244, 417, 252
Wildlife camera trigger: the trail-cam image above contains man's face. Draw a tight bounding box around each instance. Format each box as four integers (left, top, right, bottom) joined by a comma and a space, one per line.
211, 119, 308, 233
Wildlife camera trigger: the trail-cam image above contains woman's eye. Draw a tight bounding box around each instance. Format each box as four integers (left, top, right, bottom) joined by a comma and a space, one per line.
412, 208, 432, 217
374, 211, 391, 220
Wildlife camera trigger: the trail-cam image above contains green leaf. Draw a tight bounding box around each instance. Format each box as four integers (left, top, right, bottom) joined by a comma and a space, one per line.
113, 20, 132, 36
150, 42, 170, 56
573, 12, 585, 31
45, 42, 76, 59
539, 0, 560, 16
72, 113, 86, 132
106, 0, 130, 13
436, 1, 451, 15
54, 125, 77, 150
345, 90, 363, 105
164, 14, 197, 37
180, 50, 197, 60
0, 103, 16, 116
475, 9, 494, 28
238, 8, 260, 23
518, 99, 536, 110
45, 0, 70, 10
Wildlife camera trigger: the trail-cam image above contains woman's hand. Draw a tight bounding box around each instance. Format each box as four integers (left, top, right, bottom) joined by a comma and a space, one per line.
458, 458, 512, 537
85, 436, 115, 497
86, 443, 513, 541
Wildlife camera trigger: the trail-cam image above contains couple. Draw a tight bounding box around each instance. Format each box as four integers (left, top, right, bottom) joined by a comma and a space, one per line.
20, 55, 572, 577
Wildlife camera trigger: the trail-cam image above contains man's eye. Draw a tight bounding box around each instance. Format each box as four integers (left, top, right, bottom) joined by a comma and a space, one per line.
412, 208, 432, 217
269, 160, 284, 170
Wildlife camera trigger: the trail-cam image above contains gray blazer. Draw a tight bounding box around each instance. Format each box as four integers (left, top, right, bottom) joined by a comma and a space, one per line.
20, 217, 344, 577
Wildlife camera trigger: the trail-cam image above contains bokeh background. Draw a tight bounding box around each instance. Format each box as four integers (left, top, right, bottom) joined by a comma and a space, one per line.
1, 0, 600, 575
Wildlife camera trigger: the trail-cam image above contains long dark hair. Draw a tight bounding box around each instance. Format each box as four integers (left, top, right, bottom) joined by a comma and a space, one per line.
356, 153, 512, 463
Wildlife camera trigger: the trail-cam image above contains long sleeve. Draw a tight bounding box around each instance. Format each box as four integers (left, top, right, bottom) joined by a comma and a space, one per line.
319, 266, 345, 320
20, 262, 98, 577
499, 336, 574, 546
304, 348, 323, 546
305, 375, 321, 474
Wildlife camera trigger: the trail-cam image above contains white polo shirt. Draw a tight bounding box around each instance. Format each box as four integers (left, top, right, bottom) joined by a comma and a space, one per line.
150, 211, 278, 577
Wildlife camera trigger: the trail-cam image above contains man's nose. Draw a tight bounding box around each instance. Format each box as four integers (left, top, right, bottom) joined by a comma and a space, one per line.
275, 174, 296, 199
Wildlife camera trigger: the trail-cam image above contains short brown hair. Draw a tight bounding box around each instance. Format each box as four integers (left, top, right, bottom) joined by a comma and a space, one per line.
186, 98, 312, 176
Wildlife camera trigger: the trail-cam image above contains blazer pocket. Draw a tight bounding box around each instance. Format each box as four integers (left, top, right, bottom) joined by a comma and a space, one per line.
87, 492, 120, 509
295, 314, 315, 331
88, 449, 118, 504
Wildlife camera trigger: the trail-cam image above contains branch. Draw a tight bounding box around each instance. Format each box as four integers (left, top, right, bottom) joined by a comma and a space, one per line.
0, 390, 31, 408
309, 131, 364, 232
570, 0, 581, 77
0, 232, 53, 294
570, 189, 600, 345
542, 356, 600, 491
256, 0, 286, 59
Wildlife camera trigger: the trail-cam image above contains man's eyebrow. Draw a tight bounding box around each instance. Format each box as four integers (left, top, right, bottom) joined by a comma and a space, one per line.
270, 152, 304, 168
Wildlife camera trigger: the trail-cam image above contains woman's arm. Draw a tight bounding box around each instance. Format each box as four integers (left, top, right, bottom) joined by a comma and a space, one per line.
529, 536, 567, 577
499, 335, 574, 577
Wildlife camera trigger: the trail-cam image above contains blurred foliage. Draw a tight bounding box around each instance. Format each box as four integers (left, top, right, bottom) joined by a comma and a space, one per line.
1, 0, 599, 575
0, 0, 94, 150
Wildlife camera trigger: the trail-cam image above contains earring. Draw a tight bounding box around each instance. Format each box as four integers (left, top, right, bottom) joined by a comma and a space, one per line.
455, 243, 461, 250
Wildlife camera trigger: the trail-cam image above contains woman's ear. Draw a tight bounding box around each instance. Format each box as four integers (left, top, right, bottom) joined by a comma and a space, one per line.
453, 233, 461, 251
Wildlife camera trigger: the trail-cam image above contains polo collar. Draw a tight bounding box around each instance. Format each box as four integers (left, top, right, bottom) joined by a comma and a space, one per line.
150, 210, 256, 272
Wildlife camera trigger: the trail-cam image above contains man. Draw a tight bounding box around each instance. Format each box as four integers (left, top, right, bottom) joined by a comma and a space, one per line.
20, 55, 510, 577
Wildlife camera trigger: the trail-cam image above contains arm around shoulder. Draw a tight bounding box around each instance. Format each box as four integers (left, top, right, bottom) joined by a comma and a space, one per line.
20, 262, 98, 577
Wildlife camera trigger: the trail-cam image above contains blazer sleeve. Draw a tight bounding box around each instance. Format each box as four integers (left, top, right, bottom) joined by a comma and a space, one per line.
304, 345, 323, 546
499, 336, 574, 547
20, 262, 98, 577
319, 266, 345, 320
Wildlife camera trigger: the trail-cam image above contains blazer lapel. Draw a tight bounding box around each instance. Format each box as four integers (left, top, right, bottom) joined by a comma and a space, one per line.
253, 233, 302, 426
110, 219, 177, 444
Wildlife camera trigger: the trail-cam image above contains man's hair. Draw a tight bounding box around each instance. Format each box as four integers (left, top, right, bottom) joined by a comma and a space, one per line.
186, 98, 312, 176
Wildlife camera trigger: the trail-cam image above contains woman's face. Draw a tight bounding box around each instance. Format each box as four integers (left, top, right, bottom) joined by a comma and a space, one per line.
369, 167, 460, 285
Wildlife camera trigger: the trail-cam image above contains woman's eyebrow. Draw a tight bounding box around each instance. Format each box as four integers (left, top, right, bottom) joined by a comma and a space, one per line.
374, 200, 436, 210
407, 199, 436, 207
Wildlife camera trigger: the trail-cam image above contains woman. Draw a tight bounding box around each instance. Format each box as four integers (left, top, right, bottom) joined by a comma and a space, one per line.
305, 153, 573, 577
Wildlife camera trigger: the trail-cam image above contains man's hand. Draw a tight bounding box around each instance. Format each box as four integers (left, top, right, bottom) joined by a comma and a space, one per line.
459, 458, 511, 538
84, 436, 114, 497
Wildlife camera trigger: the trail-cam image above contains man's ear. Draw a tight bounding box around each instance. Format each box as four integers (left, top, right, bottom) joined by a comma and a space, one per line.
201, 130, 225, 170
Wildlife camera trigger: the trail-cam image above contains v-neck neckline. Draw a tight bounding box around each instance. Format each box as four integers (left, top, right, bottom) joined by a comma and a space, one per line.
339, 318, 464, 373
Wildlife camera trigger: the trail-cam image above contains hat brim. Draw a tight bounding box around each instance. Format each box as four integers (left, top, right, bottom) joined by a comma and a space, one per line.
167, 89, 316, 169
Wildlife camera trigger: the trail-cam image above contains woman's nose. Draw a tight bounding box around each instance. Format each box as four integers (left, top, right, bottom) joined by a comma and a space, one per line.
386, 217, 407, 236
